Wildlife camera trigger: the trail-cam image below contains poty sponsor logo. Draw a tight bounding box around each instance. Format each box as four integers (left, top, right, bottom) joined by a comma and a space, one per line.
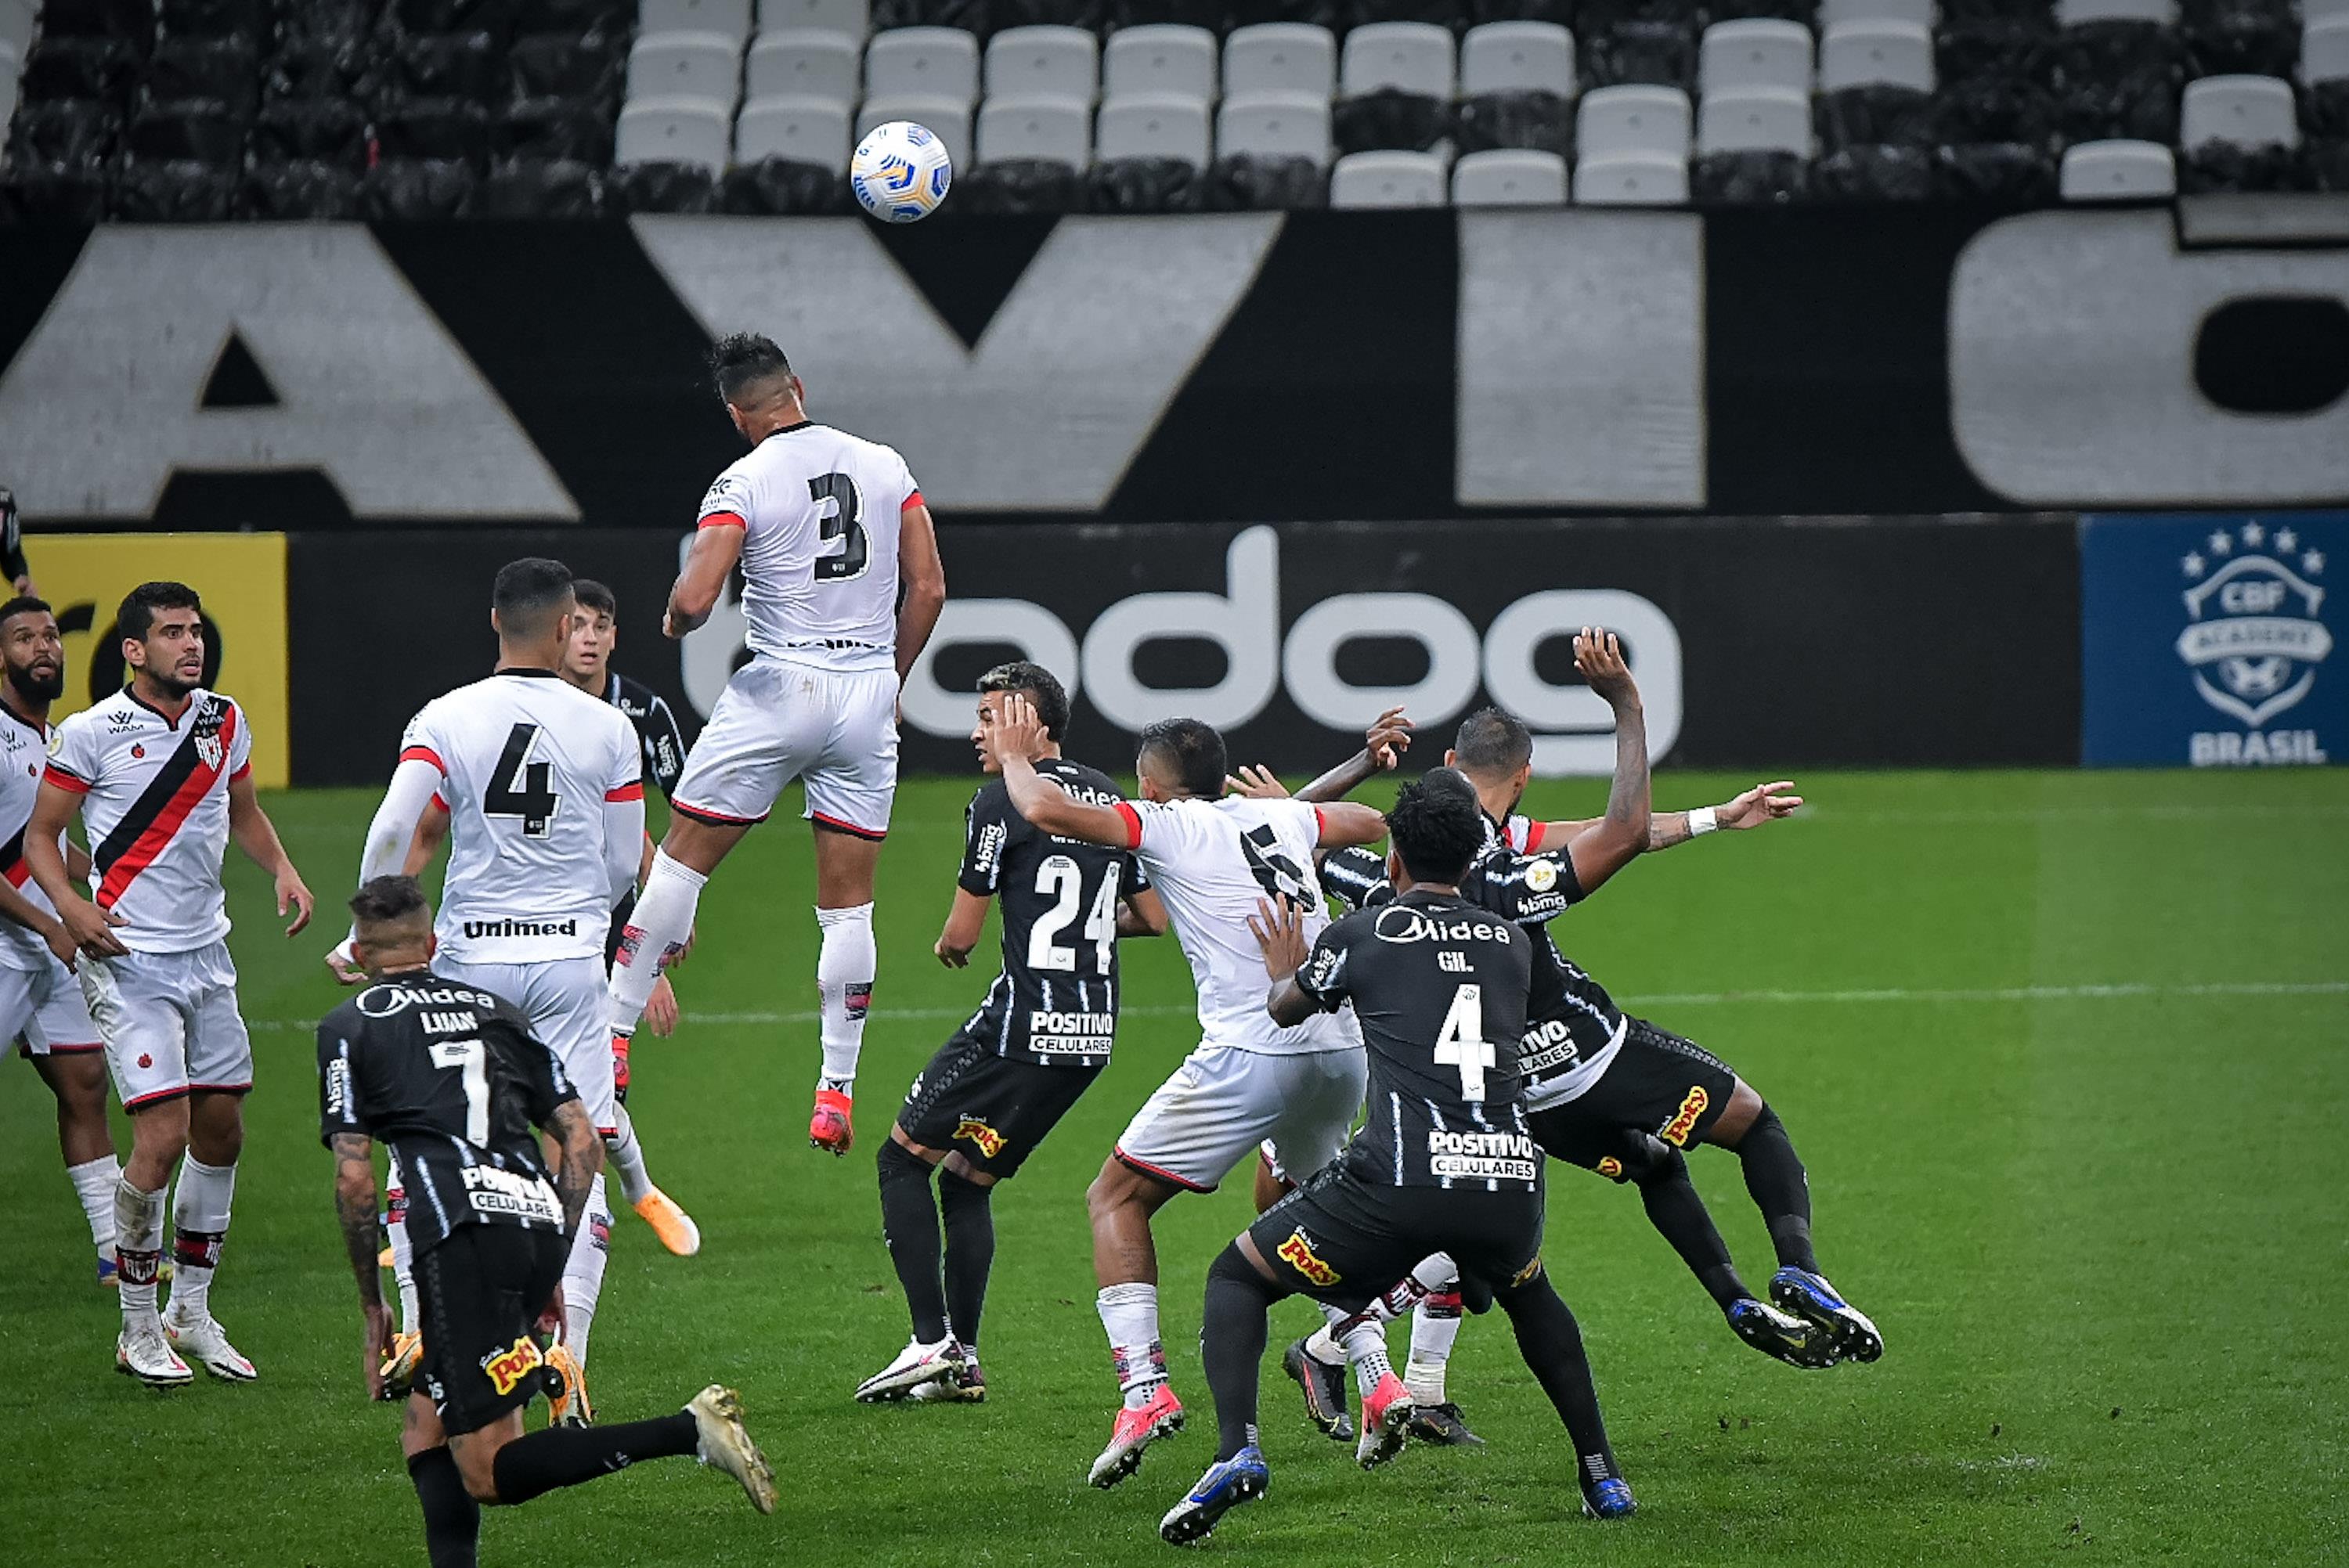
480, 1335, 544, 1397
954, 1118, 1005, 1157
1277, 1228, 1342, 1287
1659, 1086, 1709, 1148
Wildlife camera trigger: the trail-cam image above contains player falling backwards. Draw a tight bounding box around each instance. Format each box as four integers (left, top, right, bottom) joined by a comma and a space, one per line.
857, 661, 1167, 1405
27, 580, 316, 1386
606, 332, 947, 1156
322, 877, 773, 1568
334, 559, 650, 1421
1161, 773, 1634, 1545
985, 693, 1389, 1486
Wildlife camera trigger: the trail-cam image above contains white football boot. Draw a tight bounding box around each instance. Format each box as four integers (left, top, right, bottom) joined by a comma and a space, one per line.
161, 1309, 258, 1382
116, 1319, 193, 1388
854, 1336, 964, 1403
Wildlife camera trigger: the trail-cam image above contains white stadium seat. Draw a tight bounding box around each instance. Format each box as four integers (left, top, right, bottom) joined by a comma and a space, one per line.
1698, 19, 1813, 96
2059, 139, 2177, 200
628, 32, 744, 112
640, 0, 752, 45
1698, 86, 1813, 157
2181, 74, 2301, 152
1217, 90, 1333, 164
1223, 23, 1336, 100
1819, 0, 1932, 24
857, 96, 970, 171
756, 0, 867, 40
985, 25, 1100, 105
616, 98, 733, 172
2311, 0, 2349, 21
2304, 19, 2349, 87
1451, 147, 1568, 207
1460, 22, 1576, 99
746, 31, 859, 105
1096, 95, 1212, 169
737, 94, 852, 166
1330, 149, 1448, 208
1103, 25, 1218, 103
1819, 20, 1935, 93
2056, 0, 2173, 25
0, 0, 32, 57
1575, 85, 1691, 159
976, 96, 1091, 169
866, 28, 980, 106
1340, 22, 1456, 100
1575, 149, 1687, 206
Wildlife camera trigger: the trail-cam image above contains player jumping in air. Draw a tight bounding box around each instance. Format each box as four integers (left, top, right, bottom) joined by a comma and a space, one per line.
857, 661, 1167, 1405
1161, 773, 1633, 1545
27, 581, 316, 1386
606, 333, 947, 1156
322, 877, 774, 1568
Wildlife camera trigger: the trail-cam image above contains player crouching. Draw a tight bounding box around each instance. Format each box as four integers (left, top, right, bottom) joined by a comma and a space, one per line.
322, 878, 774, 1566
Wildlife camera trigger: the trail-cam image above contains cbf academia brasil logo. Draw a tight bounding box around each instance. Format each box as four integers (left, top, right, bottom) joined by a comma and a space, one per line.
2178, 521, 2329, 764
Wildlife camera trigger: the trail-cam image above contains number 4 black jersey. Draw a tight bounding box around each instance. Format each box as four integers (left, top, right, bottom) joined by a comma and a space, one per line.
317, 969, 581, 1253
1294, 889, 1541, 1192
957, 758, 1147, 1067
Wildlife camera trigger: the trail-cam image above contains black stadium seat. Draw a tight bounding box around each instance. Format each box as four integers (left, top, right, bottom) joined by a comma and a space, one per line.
720, 156, 850, 214
0, 162, 114, 221
478, 157, 605, 216
238, 159, 366, 218
1205, 152, 1326, 210
146, 39, 263, 121
1817, 84, 1936, 154
1105, 0, 1231, 29
608, 160, 720, 214
36, 0, 153, 41
23, 38, 137, 106
1454, 88, 1573, 157
1691, 148, 1807, 207
158, 0, 269, 41
497, 97, 614, 164
956, 156, 1089, 211
376, 97, 495, 169
6, 99, 124, 167
124, 102, 250, 165
263, 39, 378, 104
272, 0, 384, 46
1088, 154, 1200, 212
112, 157, 239, 219
1582, 21, 1694, 94
252, 98, 371, 167
1810, 142, 1936, 202
397, 33, 507, 108
2179, 0, 2297, 82
362, 157, 480, 218
508, 34, 624, 105
2048, 20, 2183, 146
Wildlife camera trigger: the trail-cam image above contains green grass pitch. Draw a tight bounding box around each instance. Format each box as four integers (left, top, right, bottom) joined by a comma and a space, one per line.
3, 767, 2344, 1566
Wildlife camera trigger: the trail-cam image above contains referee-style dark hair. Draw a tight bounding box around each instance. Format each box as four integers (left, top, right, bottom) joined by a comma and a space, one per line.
977, 660, 1070, 741
1387, 770, 1485, 885
117, 581, 201, 642
0, 594, 52, 628
572, 579, 618, 619
492, 557, 575, 641
1137, 718, 1227, 799
1452, 705, 1534, 778
712, 332, 793, 405
348, 874, 431, 931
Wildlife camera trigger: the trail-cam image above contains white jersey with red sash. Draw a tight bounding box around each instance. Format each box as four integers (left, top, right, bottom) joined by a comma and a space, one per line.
45, 687, 250, 954
0, 703, 66, 971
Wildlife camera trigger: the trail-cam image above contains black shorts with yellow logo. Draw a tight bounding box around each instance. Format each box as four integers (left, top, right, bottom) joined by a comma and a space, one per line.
414, 1223, 568, 1436
1245, 1150, 1547, 1313
897, 1032, 1102, 1180
1526, 1017, 1740, 1179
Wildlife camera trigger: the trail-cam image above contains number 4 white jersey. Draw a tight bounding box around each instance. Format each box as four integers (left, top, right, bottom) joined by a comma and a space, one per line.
696, 420, 922, 673
398, 669, 644, 965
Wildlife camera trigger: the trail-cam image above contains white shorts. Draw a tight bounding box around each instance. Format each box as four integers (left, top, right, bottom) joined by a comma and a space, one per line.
2, 954, 104, 1060
671, 655, 899, 840
436, 954, 615, 1137
79, 941, 251, 1110
1114, 1043, 1369, 1194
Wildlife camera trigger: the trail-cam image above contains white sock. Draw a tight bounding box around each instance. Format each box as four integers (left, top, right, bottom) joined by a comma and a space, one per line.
164, 1155, 235, 1323
114, 1179, 166, 1321
1096, 1281, 1165, 1407
1341, 1318, 1395, 1397
1304, 1304, 1349, 1366
67, 1154, 120, 1256
385, 1151, 419, 1334
561, 1172, 611, 1370
608, 852, 705, 1033
604, 1105, 654, 1207
1406, 1291, 1464, 1405
814, 903, 875, 1091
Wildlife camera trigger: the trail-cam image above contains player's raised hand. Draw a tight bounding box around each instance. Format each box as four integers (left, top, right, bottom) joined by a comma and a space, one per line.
995, 692, 1048, 760
1364, 705, 1413, 771
361, 1299, 393, 1402
325, 937, 366, 986
645, 974, 680, 1037
1718, 780, 1803, 830
1573, 628, 1638, 709
1225, 764, 1290, 800
1247, 896, 1308, 981
277, 867, 316, 936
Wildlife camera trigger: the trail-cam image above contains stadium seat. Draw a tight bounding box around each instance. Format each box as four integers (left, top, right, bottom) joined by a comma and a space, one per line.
1224, 24, 1337, 100
1218, 90, 1333, 165
511, 35, 625, 103
1819, 0, 1932, 23
498, 97, 615, 163
2059, 136, 2177, 198
640, 0, 754, 43
1575, 148, 1687, 204
2057, 0, 2173, 24
616, 96, 733, 171
757, 0, 868, 38
722, 152, 845, 213
1096, 92, 1210, 168
393, 33, 503, 110
1450, 146, 1568, 206
1341, 23, 1456, 101
1698, 19, 1813, 96
124, 100, 249, 165
377, 99, 495, 168
1103, 25, 1216, 103
747, 31, 860, 103
2181, 73, 2300, 150
2307, 19, 2349, 86
857, 96, 970, 169
1819, 21, 1934, 92
738, 93, 852, 164
866, 27, 980, 106
0, 2, 31, 56
21, 37, 132, 103
1583, 20, 1696, 92
1698, 85, 1811, 155
1329, 148, 1446, 208
976, 95, 1089, 168
985, 26, 1099, 104
630, 33, 745, 111
1575, 84, 1691, 160
1461, 22, 1575, 99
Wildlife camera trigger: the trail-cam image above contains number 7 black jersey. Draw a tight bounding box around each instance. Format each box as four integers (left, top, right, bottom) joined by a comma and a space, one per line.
957, 759, 1146, 1067
1294, 889, 1541, 1192
316, 969, 581, 1253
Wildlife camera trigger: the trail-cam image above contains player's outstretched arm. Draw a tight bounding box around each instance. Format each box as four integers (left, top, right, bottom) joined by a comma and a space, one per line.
229, 770, 314, 935
992, 694, 1132, 846
328, 1129, 393, 1400
1559, 629, 1651, 898
665, 519, 745, 640
1225, 708, 1413, 806
1517, 780, 1804, 854
1118, 885, 1169, 939
935, 887, 991, 968
1315, 800, 1390, 851
895, 502, 947, 683
23, 780, 128, 961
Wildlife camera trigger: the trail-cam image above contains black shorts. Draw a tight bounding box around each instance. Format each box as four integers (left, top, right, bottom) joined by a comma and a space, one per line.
1245, 1155, 1547, 1314
414, 1223, 568, 1436
897, 1032, 1102, 1180
1527, 1016, 1741, 1180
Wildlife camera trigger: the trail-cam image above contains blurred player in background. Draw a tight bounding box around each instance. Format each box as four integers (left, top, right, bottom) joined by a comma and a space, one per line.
857, 661, 1166, 1406
1, 485, 34, 594
606, 333, 947, 1156
27, 581, 315, 1386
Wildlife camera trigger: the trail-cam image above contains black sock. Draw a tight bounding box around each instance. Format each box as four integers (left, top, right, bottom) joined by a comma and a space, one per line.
1630, 1147, 1750, 1310
1496, 1278, 1619, 1487
488, 1414, 698, 1505
1734, 1105, 1819, 1273
1201, 1243, 1285, 1461
877, 1138, 950, 1343
407, 1447, 480, 1568
937, 1166, 994, 1350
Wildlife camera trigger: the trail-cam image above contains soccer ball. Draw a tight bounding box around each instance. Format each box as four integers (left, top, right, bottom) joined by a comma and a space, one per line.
850, 121, 952, 223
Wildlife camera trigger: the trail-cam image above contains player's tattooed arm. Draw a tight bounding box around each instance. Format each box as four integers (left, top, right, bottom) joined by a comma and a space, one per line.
1559, 629, 1651, 897
544, 1101, 604, 1238
331, 1131, 395, 1400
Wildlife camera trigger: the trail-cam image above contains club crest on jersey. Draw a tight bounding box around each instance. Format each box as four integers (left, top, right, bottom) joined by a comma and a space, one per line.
1277, 1228, 1341, 1287
1659, 1086, 1709, 1148
954, 1117, 1005, 1158
1596, 1155, 1625, 1181
480, 1335, 543, 1397
196, 732, 223, 770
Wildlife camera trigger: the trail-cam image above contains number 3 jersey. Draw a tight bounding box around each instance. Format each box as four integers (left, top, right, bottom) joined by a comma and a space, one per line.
958, 759, 1146, 1067
1293, 888, 1540, 1191
317, 970, 579, 1253
398, 669, 644, 965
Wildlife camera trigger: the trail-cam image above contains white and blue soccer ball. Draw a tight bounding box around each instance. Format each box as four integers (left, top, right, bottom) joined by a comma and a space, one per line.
850, 121, 952, 223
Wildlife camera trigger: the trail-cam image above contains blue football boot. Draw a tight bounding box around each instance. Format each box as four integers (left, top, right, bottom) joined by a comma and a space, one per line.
1160, 1447, 1269, 1545
1727, 1296, 1836, 1368
1582, 1476, 1638, 1520
1770, 1267, 1883, 1364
